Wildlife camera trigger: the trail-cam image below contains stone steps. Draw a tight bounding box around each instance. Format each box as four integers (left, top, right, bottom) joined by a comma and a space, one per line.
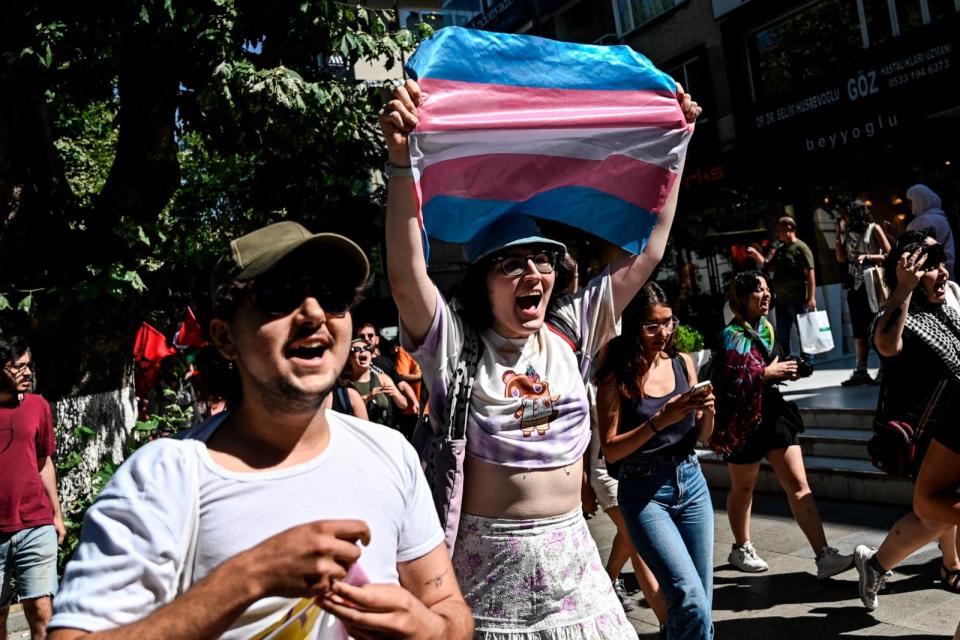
798, 427, 872, 459
698, 449, 915, 506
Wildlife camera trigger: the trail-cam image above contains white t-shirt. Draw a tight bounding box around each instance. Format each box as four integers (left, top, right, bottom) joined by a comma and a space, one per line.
50, 411, 444, 639
402, 269, 619, 469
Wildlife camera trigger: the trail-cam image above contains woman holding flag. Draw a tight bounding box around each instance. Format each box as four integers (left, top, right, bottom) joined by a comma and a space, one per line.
379, 27, 700, 640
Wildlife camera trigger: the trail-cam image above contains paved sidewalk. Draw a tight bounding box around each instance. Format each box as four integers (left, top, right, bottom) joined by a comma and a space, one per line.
589, 489, 960, 638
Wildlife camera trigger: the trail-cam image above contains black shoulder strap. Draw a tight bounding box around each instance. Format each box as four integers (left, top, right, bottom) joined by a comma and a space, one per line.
333, 385, 353, 416
675, 353, 691, 383
443, 325, 483, 441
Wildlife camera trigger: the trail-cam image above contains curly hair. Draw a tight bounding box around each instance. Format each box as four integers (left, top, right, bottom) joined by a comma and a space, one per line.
453, 250, 578, 332
594, 283, 676, 399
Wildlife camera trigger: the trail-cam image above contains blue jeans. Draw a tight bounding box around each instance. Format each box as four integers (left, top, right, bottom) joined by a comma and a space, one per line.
0, 525, 58, 606
618, 454, 714, 640
774, 300, 807, 357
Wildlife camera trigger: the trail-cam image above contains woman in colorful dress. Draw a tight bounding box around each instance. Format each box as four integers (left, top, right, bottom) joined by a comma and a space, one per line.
379, 78, 700, 639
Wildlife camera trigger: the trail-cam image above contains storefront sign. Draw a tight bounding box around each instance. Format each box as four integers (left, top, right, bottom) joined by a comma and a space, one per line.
745, 15, 958, 154
466, 0, 529, 32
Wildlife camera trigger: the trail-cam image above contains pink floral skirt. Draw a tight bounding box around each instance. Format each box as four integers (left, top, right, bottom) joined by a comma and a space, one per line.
453, 508, 637, 640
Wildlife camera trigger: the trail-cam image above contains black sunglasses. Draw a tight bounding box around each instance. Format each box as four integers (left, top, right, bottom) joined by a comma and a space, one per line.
252, 275, 354, 317
350, 344, 374, 354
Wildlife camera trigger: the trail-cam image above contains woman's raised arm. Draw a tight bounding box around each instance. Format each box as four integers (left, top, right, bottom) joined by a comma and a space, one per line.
610, 84, 700, 317
380, 80, 437, 344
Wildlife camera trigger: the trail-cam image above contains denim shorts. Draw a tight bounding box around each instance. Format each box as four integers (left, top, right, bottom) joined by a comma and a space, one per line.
0, 525, 59, 606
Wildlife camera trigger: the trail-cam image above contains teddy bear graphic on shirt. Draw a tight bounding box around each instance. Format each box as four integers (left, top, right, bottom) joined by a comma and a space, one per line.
502, 368, 560, 437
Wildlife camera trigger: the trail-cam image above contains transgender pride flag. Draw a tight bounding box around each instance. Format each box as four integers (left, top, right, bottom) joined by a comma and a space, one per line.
404, 27, 693, 256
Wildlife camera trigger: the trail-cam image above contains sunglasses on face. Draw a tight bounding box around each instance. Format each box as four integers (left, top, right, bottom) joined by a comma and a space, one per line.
350, 344, 374, 354
641, 317, 679, 337
252, 275, 353, 317
492, 251, 558, 277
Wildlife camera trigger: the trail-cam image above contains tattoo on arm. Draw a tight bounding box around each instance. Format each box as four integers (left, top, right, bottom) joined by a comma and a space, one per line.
883, 307, 903, 333
424, 569, 448, 589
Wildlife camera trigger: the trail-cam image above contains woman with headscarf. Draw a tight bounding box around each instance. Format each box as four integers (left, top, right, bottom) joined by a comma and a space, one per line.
853, 230, 960, 610
906, 184, 955, 279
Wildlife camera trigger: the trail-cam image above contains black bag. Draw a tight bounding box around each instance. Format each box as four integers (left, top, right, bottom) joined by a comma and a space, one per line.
868, 379, 946, 480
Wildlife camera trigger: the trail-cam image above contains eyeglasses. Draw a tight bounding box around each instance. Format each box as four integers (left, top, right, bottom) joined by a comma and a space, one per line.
641, 317, 679, 337
252, 275, 354, 317
350, 344, 374, 354
492, 251, 558, 277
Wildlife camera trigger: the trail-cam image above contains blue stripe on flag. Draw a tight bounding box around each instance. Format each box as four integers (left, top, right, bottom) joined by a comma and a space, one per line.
422, 187, 658, 256
407, 27, 676, 93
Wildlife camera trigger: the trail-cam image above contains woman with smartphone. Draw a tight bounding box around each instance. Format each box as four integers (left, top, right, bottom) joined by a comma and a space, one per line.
596, 283, 716, 640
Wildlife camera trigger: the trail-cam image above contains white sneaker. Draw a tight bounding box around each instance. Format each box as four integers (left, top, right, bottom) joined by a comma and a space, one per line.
816, 545, 854, 580
728, 541, 769, 572
611, 578, 636, 612
854, 544, 886, 611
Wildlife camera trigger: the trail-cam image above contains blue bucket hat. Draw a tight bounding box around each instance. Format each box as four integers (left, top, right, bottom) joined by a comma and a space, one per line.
464, 214, 567, 264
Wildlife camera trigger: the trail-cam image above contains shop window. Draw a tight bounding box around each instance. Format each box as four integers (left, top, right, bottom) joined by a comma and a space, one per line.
861, 0, 893, 46
896, 0, 924, 30
616, 0, 686, 33
926, 0, 959, 21
748, 0, 862, 100
668, 55, 711, 123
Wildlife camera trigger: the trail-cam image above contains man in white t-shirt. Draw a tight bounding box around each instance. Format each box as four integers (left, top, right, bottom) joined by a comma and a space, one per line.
48, 222, 473, 640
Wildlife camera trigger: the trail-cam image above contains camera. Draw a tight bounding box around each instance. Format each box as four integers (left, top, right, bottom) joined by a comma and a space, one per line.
786, 355, 814, 378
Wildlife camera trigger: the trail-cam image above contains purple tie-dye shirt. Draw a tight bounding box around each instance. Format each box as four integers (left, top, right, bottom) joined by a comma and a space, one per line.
401, 269, 620, 469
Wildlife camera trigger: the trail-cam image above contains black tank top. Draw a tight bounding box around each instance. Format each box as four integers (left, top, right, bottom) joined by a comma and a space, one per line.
619, 356, 698, 459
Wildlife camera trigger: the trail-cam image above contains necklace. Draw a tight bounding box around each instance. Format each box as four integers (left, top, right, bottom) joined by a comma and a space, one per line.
491, 333, 542, 379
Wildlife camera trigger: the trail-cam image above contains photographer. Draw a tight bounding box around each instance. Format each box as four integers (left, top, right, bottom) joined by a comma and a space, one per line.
711, 272, 853, 579
834, 200, 890, 386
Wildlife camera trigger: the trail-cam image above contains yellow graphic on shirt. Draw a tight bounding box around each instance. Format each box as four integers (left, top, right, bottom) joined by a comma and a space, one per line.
502, 369, 560, 437
250, 597, 321, 640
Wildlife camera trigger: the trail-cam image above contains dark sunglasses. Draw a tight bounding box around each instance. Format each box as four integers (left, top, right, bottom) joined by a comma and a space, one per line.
350, 344, 374, 354
252, 275, 354, 317
492, 251, 558, 277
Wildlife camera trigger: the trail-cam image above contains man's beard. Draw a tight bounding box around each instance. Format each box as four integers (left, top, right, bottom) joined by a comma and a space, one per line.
248, 373, 333, 415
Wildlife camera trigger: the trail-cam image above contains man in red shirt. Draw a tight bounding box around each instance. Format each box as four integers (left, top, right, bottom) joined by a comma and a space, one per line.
0, 337, 65, 640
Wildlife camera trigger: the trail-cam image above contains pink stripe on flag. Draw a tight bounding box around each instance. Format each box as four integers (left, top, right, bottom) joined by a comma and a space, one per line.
418, 153, 675, 213
416, 78, 684, 132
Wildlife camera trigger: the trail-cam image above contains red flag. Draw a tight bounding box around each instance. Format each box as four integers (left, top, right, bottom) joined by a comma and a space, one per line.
133, 322, 176, 397
174, 307, 207, 349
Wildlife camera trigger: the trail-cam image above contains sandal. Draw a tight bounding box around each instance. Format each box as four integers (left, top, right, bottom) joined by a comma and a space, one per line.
940, 563, 960, 594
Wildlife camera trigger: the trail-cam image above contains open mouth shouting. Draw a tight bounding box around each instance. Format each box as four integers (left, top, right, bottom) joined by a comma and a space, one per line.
515, 288, 544, 321
284, 334, 331, 368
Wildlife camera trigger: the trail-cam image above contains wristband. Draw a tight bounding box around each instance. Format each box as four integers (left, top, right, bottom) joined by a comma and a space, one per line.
647, 417, 660, 433
383, 161, 413, 178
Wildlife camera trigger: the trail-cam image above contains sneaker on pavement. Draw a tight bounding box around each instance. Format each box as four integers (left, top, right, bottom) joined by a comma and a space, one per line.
612, 578, 636, 612
816, 545, 854, 579
841, 369, 874, 387
854, 544, 886, 610
729, 541, 769, 572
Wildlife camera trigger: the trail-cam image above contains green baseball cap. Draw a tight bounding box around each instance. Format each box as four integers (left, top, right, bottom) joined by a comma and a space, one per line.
210, 221, 370, 300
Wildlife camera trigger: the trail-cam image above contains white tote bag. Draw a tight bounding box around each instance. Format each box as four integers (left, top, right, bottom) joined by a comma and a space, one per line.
796, 310, 834, 354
